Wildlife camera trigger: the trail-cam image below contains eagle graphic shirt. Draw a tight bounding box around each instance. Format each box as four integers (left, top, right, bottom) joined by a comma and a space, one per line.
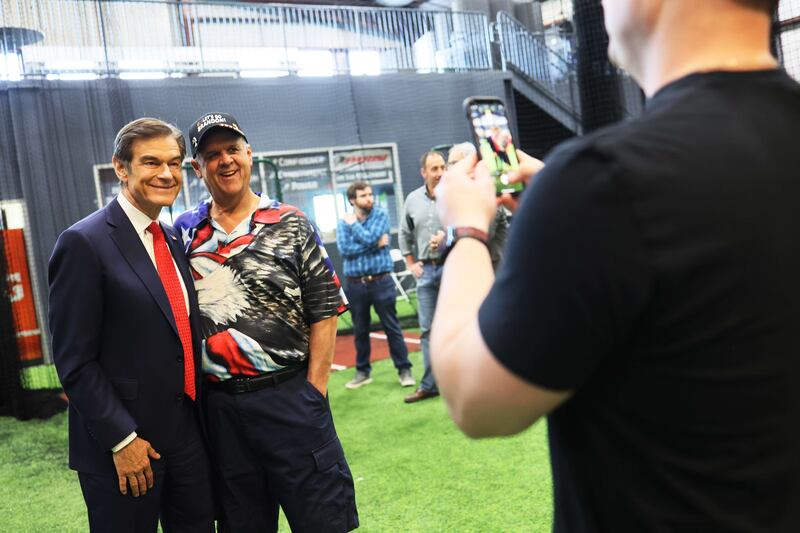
174, 194, 347, 381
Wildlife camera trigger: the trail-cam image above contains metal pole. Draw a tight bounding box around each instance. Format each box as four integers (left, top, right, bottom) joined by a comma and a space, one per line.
96, 0, 112, 76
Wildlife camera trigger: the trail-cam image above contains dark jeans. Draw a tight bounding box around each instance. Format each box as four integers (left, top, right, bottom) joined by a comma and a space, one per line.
204, 372, 359, 533
345, 275, 411, 374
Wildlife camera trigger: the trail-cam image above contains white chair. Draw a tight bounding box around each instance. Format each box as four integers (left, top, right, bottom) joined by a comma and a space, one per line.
390, 248, 416, 306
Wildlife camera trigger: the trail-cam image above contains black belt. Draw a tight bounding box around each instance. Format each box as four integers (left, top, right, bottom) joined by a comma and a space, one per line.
347, 272, 390, 283
421, 258, 444, 265
205, 364, 307, 394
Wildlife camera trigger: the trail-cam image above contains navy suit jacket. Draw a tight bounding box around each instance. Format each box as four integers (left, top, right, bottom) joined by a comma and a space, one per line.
48, 199, 204, 474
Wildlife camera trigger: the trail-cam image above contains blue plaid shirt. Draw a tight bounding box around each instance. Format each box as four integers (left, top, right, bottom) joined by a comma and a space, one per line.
336, 207, 394, 277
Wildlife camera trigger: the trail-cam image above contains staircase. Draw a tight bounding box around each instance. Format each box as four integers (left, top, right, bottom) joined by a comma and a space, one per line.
494, 11, 644, 136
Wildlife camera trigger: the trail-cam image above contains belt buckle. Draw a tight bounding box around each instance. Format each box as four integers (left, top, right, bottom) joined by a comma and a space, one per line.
233, 378, 248, 394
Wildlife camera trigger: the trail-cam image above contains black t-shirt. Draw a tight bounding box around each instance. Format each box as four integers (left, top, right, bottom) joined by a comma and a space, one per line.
479, 70, 800, 532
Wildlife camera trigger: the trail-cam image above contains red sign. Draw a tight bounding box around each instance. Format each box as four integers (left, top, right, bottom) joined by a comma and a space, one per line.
3, 229, 44, 365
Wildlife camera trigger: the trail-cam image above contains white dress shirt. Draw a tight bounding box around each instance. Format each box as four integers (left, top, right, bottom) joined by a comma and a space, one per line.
112, 192, 191, 452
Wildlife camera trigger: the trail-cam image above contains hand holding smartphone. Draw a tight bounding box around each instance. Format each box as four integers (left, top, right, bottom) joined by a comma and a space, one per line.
463, 96, 524, 196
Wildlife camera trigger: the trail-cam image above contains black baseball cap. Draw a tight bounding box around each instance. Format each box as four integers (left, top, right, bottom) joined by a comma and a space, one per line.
188, 112, 248, 158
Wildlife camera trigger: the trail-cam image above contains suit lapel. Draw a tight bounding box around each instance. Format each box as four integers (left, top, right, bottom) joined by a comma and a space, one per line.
106, 200, 179, 338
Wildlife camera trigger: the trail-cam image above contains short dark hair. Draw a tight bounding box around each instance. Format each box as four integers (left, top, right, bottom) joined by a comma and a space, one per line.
732, 0, 779, 13
113, 118, 186, 170
347, 181, 371, 201
420, 150, 445, 169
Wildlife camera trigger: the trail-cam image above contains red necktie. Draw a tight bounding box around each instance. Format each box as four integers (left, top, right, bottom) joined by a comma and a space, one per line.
147, 222, 196, 401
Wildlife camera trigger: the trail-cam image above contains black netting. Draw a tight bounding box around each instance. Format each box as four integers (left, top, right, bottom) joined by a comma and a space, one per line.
0, 0, 797, 421
0, 229, 24, 417
573, 0, 625, 132
1, 16, 798, 533
778, 1, 800, 81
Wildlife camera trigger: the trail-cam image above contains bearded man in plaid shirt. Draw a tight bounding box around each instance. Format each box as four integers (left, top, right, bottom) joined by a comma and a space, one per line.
336, 181, 415, 390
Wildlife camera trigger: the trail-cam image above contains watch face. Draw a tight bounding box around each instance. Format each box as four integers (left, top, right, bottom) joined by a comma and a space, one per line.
445, 226, 457, 249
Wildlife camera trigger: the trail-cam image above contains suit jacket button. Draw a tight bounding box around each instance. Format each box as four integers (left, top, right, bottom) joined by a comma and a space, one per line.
176, 393, 183, 402
176, 356, 184, 362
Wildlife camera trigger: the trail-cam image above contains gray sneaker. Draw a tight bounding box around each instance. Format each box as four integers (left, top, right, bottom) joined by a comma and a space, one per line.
398, 369, 416, 387
345, 370, 372, 389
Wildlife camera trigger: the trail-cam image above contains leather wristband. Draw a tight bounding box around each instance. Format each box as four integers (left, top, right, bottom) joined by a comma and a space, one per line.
442, 226, 490, 262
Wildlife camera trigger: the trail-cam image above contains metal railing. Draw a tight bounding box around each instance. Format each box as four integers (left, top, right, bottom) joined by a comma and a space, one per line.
495, 11, 645, 120
0, 0, 492, 79
0, 1, 644, 124
495, 11, 579, 117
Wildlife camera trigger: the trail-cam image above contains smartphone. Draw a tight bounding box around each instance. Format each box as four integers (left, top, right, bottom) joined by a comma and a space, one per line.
463, 96, 523, 196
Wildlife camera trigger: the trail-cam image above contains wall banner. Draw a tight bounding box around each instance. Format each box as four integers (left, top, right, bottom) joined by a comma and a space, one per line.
3, 229, 44, 366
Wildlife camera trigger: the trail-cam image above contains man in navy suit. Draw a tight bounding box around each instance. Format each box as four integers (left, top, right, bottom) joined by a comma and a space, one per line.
49, 118, 215, 532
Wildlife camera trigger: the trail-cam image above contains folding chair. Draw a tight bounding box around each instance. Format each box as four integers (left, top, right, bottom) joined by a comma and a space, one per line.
390, 248, 416, 309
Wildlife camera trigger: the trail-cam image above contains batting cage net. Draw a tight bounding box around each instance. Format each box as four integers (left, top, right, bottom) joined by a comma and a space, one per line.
0, 0, 796, 419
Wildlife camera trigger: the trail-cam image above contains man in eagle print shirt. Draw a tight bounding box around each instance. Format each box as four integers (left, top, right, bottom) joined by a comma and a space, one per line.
174, 112, 358, 533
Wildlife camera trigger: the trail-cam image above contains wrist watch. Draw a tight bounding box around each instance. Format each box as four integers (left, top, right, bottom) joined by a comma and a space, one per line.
441, 226, 490, 262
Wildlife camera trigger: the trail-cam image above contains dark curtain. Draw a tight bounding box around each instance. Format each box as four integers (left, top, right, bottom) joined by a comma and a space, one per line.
0, 72, 511, 356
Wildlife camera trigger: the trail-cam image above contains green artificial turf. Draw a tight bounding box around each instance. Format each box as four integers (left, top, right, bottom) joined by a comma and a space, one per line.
3, 352, 553, 532
0, 411, 87, 531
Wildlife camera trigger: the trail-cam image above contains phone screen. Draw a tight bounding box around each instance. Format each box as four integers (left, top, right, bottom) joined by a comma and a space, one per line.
465, 98, 523, 196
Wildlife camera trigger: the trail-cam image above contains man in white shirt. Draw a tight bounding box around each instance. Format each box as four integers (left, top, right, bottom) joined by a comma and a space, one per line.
49, 118, 214, 532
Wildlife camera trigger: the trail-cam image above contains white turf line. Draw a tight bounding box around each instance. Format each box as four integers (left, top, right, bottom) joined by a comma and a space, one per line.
332, 333, 421, 371
369, 332, 421, 345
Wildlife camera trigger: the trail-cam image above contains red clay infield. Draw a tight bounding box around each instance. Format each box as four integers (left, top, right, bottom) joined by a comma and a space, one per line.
332, 330, 421, 370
